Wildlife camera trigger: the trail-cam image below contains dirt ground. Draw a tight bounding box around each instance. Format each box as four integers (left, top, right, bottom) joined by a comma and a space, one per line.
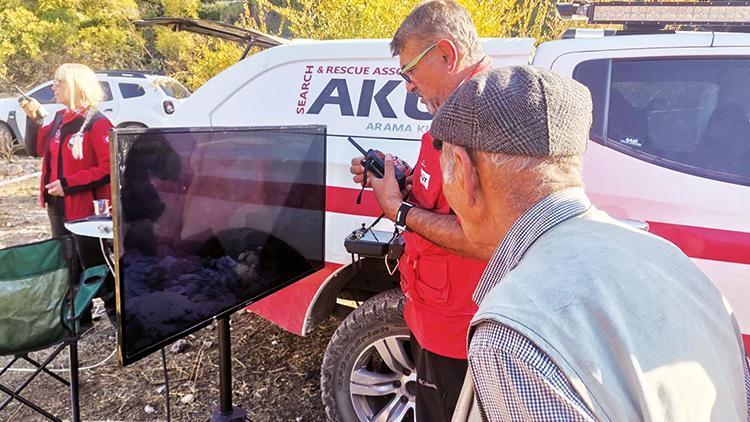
0, 159, 337, 421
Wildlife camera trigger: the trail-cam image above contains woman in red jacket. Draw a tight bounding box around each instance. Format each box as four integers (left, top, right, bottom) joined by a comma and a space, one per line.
22, 63, 113, 231
21, 63, 115, 323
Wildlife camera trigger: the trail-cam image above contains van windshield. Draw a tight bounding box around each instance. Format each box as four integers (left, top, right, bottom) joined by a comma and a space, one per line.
153, 78, 191, 99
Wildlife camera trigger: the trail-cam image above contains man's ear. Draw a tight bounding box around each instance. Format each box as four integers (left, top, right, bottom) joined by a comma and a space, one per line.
435, 39, 458, 72
452, 145, 478, 207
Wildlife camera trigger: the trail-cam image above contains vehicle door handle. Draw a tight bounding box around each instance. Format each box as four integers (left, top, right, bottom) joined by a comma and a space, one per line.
104, 108, 113, 112
618, 218, 649, 231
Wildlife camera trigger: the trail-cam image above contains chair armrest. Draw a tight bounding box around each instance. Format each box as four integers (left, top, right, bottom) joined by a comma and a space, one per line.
70, 265, 108, 321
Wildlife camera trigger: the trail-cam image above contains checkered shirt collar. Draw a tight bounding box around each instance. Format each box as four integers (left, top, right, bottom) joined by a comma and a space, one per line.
473, 188, 592, 305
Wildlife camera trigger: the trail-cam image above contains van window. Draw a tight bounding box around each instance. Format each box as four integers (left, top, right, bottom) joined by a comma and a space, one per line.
119, 83, 146, 99
573, 57, 750, 185
153, 78, 190, 99
100, 82, 114, 101
30, 85, 55, 104
30, 81, 112, 104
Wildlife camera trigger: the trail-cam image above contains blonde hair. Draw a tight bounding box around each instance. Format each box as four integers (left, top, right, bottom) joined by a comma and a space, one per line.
54, 63, 104, 110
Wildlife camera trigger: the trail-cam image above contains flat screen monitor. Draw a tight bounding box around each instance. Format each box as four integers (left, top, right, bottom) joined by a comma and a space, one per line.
111, 126, 326, 365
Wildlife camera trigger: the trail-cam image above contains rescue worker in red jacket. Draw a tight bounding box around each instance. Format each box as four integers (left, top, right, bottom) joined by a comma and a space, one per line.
21, 63, 115, 323
349, 2, 491, 420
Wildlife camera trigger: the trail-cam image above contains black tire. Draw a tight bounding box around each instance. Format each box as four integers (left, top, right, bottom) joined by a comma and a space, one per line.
0, 123, 18, 156
321, 289, 416, 422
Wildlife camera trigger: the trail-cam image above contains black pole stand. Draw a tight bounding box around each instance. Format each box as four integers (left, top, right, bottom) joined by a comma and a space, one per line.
66, 237, 81, 422
69, 341, 80, 422
210, 316, 246, 422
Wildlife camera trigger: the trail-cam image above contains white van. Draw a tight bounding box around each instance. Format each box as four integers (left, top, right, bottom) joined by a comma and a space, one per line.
162, 5, 750, 420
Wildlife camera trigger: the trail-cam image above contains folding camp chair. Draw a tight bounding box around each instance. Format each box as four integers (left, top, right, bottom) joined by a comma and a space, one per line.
0, 236, 107, 422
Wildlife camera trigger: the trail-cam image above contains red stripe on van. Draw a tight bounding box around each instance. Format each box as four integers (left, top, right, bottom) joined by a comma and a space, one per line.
744, 335, 750, 357
326, 187, 750, 264
647, 222, 750, 265
326, 186, 383, 217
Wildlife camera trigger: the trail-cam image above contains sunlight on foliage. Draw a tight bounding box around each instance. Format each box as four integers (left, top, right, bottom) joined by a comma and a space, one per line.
0, 0, 575, 93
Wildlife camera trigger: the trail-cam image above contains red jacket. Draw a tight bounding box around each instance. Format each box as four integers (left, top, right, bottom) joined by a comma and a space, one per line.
399, 132, 488, 359
33, 109, 113, 221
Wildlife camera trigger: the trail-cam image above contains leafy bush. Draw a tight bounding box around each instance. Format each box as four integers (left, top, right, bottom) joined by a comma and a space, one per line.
0, 0, 571, 93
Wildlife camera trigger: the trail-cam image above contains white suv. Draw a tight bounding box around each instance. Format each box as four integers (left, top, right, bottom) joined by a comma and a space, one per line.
0, 70, 190, 151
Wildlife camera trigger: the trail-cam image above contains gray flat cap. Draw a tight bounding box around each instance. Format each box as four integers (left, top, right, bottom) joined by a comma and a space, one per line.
431, 66, 593, 157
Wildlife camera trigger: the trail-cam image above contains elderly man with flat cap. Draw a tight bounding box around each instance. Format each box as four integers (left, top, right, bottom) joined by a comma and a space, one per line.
403, 65, 750, 421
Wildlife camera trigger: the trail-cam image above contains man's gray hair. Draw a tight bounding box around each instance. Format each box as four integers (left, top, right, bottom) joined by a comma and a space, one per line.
442, 145, 584, 212
391, 0, 484, 63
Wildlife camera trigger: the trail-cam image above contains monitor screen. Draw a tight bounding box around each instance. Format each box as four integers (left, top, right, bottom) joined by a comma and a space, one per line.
111, 126, 326, 365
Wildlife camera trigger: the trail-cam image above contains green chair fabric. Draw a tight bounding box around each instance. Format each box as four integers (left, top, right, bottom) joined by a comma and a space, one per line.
72, 265, 108, 322
0, 238, 107, 355
0, 236, 108, 422
0, 239, 70, 355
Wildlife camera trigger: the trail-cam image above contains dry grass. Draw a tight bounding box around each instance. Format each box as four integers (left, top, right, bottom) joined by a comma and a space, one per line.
0, 177, 48, 248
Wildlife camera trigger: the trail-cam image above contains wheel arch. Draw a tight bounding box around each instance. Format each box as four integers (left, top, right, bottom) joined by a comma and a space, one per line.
116, 121, 148, 128
2, 114, 22, 140
302, 258, 400, 335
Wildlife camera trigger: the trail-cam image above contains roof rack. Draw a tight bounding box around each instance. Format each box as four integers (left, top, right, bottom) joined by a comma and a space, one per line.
562, 28, 619, 39
96, 70, 166, 78
557, 1, 750, 32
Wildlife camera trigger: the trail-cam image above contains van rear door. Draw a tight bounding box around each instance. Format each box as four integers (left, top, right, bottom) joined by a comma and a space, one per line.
133, 17, 287, 60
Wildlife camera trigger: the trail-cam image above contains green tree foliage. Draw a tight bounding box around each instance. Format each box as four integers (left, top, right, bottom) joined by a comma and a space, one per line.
0, 0, 569, 94
151, 0, 243, 90
270, 0, 565, 43
0, 0, 145, 90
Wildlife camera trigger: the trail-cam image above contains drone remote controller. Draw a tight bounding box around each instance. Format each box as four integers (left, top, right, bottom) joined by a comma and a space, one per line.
15, 86, 48, 119
347, 136, 408, 191
344, 224, 393, 257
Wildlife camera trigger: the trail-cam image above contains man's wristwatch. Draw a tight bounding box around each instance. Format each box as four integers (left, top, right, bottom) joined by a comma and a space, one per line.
395, 202, 415, 231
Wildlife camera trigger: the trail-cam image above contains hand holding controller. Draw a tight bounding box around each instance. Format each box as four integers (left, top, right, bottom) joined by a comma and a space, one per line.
347, 137, 409, 191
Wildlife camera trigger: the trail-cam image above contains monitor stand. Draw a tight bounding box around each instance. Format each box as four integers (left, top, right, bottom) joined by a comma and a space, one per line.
210, 316, 247, 422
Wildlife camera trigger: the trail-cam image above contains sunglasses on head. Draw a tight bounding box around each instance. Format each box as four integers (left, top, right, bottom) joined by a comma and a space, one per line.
398, 42, 438, 84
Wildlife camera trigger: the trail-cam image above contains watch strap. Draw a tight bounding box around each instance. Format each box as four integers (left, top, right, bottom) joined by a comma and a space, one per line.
395, 202, 415, 230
